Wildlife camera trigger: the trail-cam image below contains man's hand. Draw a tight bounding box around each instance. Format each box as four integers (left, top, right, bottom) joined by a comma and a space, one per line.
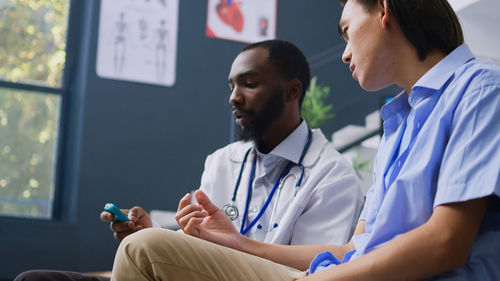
176, 190, 243, 251
100, 206, 153, 241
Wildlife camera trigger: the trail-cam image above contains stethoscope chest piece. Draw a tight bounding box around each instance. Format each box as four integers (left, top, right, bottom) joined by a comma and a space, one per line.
225, 127, 313, 235
222, 203, 239, 221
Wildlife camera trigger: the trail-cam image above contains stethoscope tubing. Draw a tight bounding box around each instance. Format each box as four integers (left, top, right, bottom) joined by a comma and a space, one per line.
268, 173, 296, 231
225, 127, 313, 236
240, 160, 294, 235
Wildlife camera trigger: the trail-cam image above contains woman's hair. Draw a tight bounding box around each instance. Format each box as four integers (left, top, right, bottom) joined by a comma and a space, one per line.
338, 0, 464, 60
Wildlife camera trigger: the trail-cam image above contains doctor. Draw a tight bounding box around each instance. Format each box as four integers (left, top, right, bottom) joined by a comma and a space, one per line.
14, 40, 363, 281
177, 39, 363, 245
13, 39, 362, 281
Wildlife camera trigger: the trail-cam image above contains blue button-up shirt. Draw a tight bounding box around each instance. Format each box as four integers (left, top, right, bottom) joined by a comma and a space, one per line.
309, 45, 500, 279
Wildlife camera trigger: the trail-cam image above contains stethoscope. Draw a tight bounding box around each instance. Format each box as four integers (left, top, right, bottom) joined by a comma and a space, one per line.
222, 128, 313, 235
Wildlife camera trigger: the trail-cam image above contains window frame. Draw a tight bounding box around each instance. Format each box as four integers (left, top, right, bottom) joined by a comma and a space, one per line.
0, 0, 77, 221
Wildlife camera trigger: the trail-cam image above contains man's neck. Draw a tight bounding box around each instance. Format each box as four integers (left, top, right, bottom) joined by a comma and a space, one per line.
398, 49, 447, 94
255, 117, 302, 154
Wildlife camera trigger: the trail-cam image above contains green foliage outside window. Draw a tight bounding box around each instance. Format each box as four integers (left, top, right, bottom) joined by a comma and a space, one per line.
0, 0, 69, 86
0, 0, 69, 218
301, 76, 335, 128
0, 89, 60, 218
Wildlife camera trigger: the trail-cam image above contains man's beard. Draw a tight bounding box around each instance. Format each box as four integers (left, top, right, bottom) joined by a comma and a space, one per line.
236, 88, 285, 143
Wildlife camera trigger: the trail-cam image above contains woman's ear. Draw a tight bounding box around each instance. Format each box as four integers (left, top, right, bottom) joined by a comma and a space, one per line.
378, 0, 391, 29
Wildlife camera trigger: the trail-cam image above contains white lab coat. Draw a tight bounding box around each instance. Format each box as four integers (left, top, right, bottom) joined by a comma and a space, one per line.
200, 126, 363, 246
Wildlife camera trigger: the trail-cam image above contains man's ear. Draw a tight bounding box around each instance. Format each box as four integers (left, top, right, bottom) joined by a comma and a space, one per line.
286, 79, 302, 103
378, 0, 391, 29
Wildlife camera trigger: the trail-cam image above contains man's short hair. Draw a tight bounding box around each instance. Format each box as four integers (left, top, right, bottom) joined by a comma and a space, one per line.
338, 0, 464, 61
242, 39, 311, 109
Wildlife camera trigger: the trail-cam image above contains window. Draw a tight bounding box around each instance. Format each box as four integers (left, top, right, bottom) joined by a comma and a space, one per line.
0, 0, 70, 219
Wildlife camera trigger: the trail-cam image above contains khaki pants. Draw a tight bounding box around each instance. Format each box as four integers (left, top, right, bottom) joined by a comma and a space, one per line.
111, 228, 306, 281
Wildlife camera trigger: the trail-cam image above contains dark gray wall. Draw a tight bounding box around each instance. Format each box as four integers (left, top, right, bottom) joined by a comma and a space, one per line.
0, 1, 399, 279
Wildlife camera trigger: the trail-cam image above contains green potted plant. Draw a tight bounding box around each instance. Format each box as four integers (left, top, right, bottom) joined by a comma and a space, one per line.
301, 76, 335, 128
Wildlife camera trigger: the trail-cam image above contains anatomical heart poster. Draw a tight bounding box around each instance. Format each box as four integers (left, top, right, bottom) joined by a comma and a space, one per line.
206, 0, 277, 43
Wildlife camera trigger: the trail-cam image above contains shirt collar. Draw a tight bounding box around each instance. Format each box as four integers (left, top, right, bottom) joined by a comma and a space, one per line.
380, 92, 410, 122
262, 119, 308, 164
381, 44, 475, 137
412, 44, 474, 92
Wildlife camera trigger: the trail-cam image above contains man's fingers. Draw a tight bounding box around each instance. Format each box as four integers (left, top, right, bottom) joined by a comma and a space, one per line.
175, 204, 203, 223
195, 190, 219, 215
100, 211, 114, 222
101, 208, 130, 223
177, 210, 207, 229
184, 217, 204, 236
110, 220, 136, 233
177, 193, 192, 212
128, 207, 143, 221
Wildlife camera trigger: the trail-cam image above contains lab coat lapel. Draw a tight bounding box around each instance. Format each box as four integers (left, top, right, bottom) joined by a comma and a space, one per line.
302, 129, 326, 168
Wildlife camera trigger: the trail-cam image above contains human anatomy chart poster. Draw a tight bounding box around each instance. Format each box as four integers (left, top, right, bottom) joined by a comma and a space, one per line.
206, 0, 277, 43
96, 0, 179, 86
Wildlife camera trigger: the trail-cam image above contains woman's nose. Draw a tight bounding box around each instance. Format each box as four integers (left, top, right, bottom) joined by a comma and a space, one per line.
342, 45, 352, 64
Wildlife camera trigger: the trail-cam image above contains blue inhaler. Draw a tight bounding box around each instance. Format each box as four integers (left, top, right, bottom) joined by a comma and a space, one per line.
104, 203, 131, 222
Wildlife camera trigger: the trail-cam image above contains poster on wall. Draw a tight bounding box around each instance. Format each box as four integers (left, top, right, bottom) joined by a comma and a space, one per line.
206, 0, 277, 44
96, 0, 179, 87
